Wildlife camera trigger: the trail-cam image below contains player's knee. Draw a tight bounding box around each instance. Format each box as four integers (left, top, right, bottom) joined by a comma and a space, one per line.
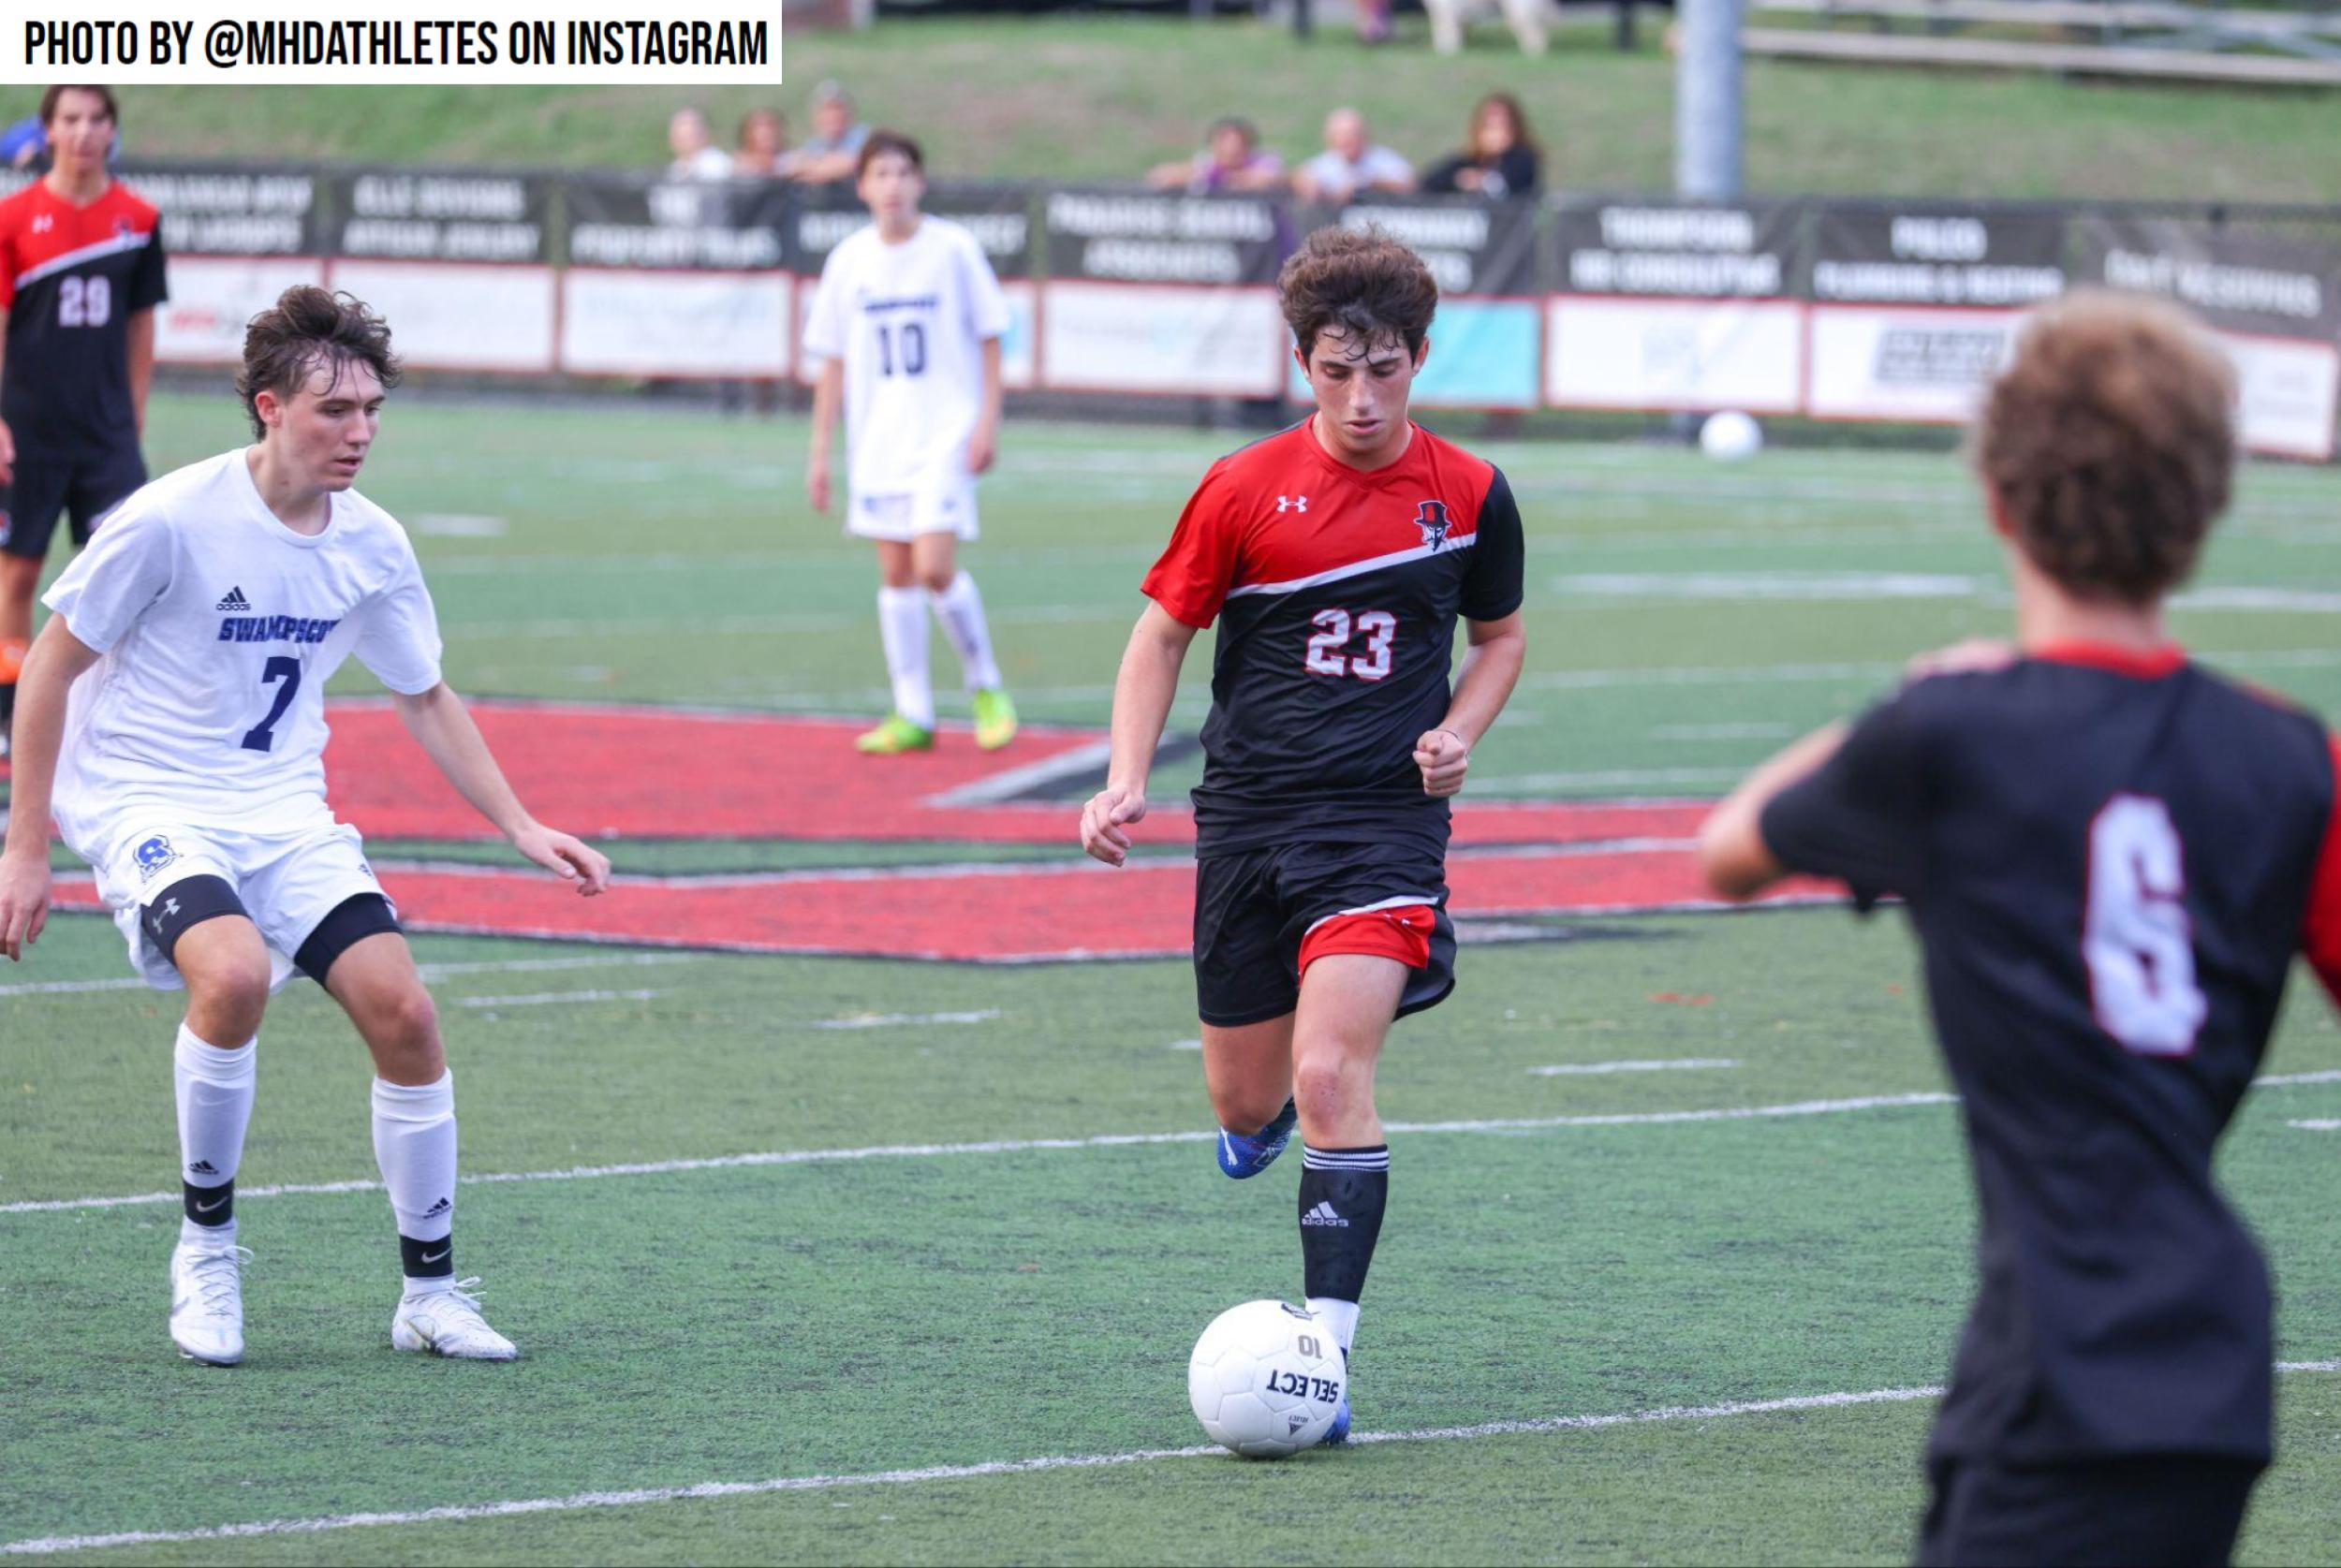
1208, 1078, 1287, 1135
186, 960, 272, 1042
1291, 1049, 1371, 1120
916, 563, 955, 594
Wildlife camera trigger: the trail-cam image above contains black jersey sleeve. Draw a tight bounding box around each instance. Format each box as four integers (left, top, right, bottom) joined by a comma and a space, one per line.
1460, 465, 1524, 623
129, 220, 168, 312
1759, 692, 1929, 907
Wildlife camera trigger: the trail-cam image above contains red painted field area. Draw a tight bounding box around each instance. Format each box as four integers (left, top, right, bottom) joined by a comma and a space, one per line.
45, 703, 1838, 961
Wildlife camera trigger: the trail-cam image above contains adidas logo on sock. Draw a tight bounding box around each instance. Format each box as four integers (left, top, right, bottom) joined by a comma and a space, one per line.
1301, 1201, 1350, 1228
187, 1160, 220, 1177
423, 1196, 451, 1218
215, 586, 252, 611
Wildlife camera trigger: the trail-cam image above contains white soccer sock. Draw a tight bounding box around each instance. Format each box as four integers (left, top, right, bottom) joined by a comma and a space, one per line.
876, 586, 935, 728
1307, 1297, 1362, 1356
175, 1023, 256, 1245
930, 571, 1003, 693
373, 1073, 458, 1288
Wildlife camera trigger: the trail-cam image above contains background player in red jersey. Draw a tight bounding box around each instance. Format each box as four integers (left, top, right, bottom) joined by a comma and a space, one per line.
1701, 292, 2341, 1567
0, 84, 165, 758
1080, 227, 1526, 1440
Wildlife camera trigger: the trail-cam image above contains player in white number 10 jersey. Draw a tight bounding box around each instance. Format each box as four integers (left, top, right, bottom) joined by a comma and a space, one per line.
803, 129, 1019, 755
0, 286, 612, 1367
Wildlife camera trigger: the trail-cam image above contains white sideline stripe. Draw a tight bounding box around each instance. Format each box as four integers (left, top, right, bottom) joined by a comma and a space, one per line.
928, 742, 1115, 807
0, 1094, 1959, 1215
2291, 1120, 2341, 1131
0, 952, 705, 999
20, 1371, 2341, 1559
808, 1009, 1003, 1031
1529, 1059, 1742, 1077
2259, 1070, 2341, 1087
453, 989, 665, 1009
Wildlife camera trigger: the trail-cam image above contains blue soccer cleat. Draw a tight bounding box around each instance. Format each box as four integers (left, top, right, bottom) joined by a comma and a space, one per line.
1215, 1098, 1298, 1180
1322, 1348, 1352, 1446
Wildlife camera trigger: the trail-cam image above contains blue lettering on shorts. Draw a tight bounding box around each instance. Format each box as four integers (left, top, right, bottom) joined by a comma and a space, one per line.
133, 835, 179, 881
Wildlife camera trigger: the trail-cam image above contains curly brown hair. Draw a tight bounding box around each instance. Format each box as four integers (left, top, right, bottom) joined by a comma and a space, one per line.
1973, 290, 2235, 606
1278, 226, 1438, 365
236, 286, 403, 441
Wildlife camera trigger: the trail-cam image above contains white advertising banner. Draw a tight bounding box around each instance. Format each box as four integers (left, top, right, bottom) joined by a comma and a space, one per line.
2221, 332, 2340, 462
326, 260, 556, 373
1546, 297, 1804, 413
1040, 282, 1283, 398
154, 255, 328, 364
1805, 305, 2023, 423
562, 271, 793, 378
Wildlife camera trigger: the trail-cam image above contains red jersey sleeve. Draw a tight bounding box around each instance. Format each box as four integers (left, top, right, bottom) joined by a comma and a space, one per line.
1140, 463, 1243, 629
2303, 736, 2341, 1006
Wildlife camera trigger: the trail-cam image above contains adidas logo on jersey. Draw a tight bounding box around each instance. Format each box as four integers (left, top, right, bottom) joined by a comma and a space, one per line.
215, 586, 252, 611
1301, 1201, 1349, 1227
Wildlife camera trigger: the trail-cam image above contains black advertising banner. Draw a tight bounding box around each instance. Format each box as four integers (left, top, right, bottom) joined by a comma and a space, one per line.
563, 176, 788, 271
328, 169, 552, 263
1545, 198, 1805, 413
1303, 197, 1539, 297
117, 162, 325, 256
788, 181, 868, 277
2075, 214, 2340, 458
1041, 187, 1286, 285
789, 185, 1032, 285
1805, 207, 2066, 307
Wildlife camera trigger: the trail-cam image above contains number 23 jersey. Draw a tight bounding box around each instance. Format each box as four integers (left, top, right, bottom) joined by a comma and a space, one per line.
1141, 419, 1524, 857
43, 449, 444, 841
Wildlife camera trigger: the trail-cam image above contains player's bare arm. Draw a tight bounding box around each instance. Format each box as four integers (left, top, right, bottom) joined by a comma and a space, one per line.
126, 307, 155, 437
0, 308, 12, 482
1080, 601, 1198, 866
1697, 721, 1850, 901
1416, 609, 1524, 799
967, 337, 1004, 476
0, 617, 102, 958
805, 358, 843, 513
391, 681, 612, 895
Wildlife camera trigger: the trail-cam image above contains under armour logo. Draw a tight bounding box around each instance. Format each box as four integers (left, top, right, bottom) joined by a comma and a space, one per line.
32, 214, 52, 233
165, 899, 182, 917
1275, 495, 1308, 514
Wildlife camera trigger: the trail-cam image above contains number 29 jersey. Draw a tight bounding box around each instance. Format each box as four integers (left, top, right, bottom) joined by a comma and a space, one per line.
0, 178, 169, 460
1141, 419, 1524, 857
1759, 646, 2341, 1467
42, 449, 444, 843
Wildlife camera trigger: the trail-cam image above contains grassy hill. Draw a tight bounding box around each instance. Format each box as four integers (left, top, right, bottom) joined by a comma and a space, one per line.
5, 15, 2338, 200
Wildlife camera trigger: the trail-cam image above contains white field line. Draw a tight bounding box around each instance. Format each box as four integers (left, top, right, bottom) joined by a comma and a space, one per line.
453, 989, 666, 1009
2291, 1120, 2341, 1131
0, 951, 708, 1000
1529, 1059, 1741, 1077
18, 1370, 2341, 1559
808, 1009, 1003, 1031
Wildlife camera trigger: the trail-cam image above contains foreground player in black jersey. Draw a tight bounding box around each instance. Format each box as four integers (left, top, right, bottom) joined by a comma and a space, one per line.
1080, 228, 1526, 1440
1701, 291, 2341, 1567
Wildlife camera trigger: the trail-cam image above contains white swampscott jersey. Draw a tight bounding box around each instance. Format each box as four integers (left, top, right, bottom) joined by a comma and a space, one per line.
802, 215, 1010, 501
41, 449, 444, 843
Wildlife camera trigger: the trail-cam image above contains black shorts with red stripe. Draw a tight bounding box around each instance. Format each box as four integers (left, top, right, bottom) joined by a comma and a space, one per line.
1191, 839, 1455, 1028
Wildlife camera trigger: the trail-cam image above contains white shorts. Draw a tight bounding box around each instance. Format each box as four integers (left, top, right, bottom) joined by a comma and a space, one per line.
78, 813, 390, 992
846, 477, 979, 543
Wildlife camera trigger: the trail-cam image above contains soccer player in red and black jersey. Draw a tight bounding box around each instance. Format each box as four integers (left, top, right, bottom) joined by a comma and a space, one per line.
1080, 227, 1526, 1437
1701, 291, 2341, 1566
0, 85, 166, 756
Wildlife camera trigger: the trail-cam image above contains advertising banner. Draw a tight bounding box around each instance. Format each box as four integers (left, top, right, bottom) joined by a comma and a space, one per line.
117, 162, 326, 256
327, 169, 552, 264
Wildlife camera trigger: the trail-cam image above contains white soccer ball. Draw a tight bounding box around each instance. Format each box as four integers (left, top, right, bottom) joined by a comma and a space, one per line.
1187, 1299, 1347, 1458
1699, 410, 1763, 462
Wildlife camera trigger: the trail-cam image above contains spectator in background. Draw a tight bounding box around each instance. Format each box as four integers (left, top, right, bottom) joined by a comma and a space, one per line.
667, 107, 733, 181
1291, 109, 1413, 205
734, 109, 789, 179
2, 114, 45, 169
1146, 117, 1285, 194
789, 81, 871, 185
1420, 94, 1540, 200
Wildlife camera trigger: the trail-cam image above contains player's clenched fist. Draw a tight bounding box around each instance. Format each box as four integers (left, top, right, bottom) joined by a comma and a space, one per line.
1080, 786, 1147, 867
1414, 728, 1470, 798
0, 852, 52, 961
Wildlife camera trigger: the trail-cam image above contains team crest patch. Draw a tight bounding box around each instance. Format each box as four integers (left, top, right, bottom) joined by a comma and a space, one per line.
1414, 500, 1453, 551
133, 836, 179, 881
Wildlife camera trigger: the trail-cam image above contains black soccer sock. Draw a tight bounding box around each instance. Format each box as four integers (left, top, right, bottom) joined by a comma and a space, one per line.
1298, 1144, 1390, 1311
182, 1178, 234, 1228
399, 1232, 455, 1282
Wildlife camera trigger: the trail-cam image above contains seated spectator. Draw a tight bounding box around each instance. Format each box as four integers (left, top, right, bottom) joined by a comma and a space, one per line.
789, 81, 871, 185
2, 113, 45, 169
734, 109, 789, 179
1420, 93, 1540, 200
1291, 109, 1413, 205
668, 107, 734, 181
1146, 117, 1286, 194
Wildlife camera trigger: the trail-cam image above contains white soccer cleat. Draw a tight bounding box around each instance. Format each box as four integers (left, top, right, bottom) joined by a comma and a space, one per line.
391, 1278, 518, 1361
169, 1239, 251, 1366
